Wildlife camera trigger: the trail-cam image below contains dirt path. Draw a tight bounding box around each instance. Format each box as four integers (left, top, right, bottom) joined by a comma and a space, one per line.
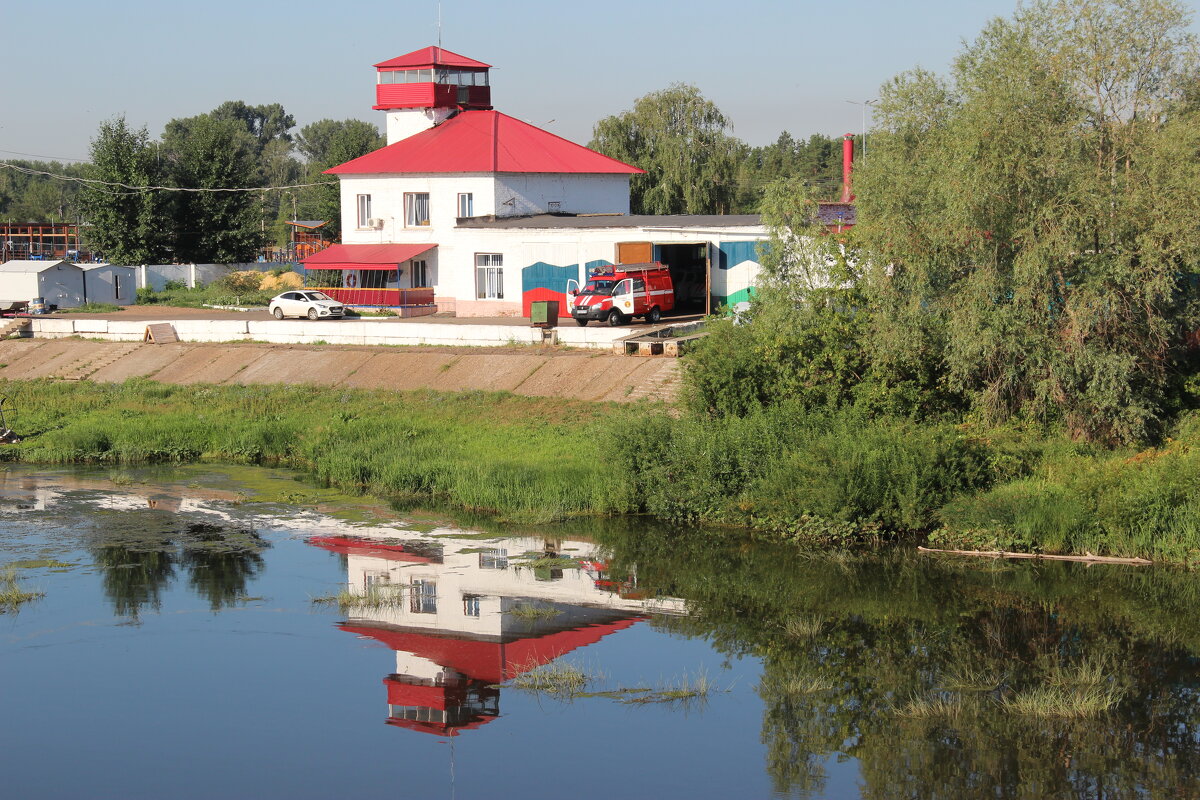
0, 338, 681, 403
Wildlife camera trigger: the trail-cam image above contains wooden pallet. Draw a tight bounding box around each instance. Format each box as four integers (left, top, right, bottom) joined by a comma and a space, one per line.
144, 323, 179, 343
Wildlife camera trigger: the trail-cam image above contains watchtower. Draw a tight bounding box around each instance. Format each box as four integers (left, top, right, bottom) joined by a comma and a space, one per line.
373, 46, 493, 144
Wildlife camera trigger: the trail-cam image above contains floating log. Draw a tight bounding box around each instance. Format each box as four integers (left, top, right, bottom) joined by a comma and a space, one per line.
917, 546, 1151, 566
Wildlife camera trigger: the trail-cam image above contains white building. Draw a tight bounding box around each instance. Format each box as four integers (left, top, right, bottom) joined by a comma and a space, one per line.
0, 260, 86, 308
304, 46, 767, 318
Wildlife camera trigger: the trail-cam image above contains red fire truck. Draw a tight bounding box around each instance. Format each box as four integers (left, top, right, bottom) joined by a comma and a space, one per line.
567, 262, 675, 327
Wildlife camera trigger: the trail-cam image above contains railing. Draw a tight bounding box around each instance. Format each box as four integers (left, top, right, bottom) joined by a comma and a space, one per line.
314, 287, 436, 307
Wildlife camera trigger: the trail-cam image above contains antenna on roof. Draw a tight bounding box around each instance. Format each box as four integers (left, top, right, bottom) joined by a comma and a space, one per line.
437, 1, 443, 48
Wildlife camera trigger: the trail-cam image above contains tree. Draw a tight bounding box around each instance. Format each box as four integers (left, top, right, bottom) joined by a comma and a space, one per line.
847, 0, 1200, 443
590, 84, 741, 214
78, 117, 171, 264
160, 114, 263, 263
293, 119, 384, 240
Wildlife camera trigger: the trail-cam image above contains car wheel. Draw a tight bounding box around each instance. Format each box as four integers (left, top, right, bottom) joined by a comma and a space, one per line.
307, 307, 319, 321
647, 306, 662, 324
272, 307, 284, 320
576, 319, 588, 327
606, 309, 624, 327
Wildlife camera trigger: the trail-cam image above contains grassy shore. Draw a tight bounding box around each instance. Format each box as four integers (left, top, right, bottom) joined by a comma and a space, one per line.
0, 379, 632, 523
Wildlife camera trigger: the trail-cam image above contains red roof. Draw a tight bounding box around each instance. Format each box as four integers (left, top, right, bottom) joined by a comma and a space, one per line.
301, 243, 436, 270
308, 535, 436, 563
375, 47, 490, 70
326, 110, 643, 176
341, 618, 644, 684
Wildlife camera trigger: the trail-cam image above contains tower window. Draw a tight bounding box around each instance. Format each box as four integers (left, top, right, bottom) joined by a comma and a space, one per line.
457, 193, 473, 218
356, 194, 372, 228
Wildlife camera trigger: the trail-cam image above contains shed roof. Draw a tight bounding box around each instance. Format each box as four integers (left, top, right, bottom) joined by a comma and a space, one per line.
0, 259, 80, 273
326, 110, 643, 176
374, 46, 491, 70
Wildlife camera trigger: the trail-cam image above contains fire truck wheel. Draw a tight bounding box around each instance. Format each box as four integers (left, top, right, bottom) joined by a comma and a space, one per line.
606, 309, 625, 327
647, 306, 662, 324
575, 319, 588, 327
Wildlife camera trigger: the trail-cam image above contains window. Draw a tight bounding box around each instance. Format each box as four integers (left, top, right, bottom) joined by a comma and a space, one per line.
411, 259, 428, 288
405, 193, 430, 226
479, 548, 508, 570
463, 594, 481, 617
475, 254, 503, 299
361, 269, 390, 289
547, 201, 561, 212
457, 193, 473, 218
364, 571, 390, 590
356, 194, 372, 228
409, 579, 437, 614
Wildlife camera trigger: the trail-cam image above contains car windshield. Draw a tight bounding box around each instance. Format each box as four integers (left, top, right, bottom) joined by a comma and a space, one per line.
578, 280, 616, 296
303, 292, 334, 302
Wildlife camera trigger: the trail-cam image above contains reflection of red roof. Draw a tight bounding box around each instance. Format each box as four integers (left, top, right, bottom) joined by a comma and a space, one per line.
341, 618, 643, 684
326, 110, 643, 175
309, 535, 435, 563
301, 243, 437, 271
375, 47, 491, 70
386, 717, 496, 735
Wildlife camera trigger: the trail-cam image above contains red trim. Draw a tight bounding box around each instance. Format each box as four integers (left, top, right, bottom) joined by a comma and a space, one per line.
311, 287, 434, 307
309, 535, 435, 563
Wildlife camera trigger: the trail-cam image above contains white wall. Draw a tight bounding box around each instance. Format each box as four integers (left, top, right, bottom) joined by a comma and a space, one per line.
36, 264, 86, 308
493, 174, 630, 217
83, 266, 136, 304
0, 273, 38, 305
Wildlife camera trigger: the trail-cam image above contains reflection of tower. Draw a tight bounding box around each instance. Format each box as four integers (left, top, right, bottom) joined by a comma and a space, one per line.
311, 531, 683, 737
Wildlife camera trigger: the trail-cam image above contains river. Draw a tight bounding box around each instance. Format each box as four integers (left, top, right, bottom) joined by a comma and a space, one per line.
2, 464, 1197, 799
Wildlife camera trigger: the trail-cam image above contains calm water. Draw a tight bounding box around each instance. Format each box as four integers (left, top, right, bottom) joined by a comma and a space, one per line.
2, 465, 1199, 799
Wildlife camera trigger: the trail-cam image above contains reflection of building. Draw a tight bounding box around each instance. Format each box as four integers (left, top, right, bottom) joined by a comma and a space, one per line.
310, 532, 683, 736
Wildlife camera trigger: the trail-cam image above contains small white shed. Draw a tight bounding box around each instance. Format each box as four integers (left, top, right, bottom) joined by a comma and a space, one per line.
0, 260, 87, 309
82, 264, 136, 305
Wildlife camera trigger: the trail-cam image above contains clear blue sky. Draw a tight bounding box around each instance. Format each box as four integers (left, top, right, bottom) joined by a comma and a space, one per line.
5, 0, 1198, 163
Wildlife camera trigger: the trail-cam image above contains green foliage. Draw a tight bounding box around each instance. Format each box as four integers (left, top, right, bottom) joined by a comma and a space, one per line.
293, 119, 384, 240
735, 132, 846, 211
0, 159, 87, 223
590, 84, 741, 214
79, 117, 171, 264
854, 0, 1200, 444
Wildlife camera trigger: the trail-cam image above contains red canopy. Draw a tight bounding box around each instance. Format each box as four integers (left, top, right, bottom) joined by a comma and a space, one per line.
301, 243, 436, 271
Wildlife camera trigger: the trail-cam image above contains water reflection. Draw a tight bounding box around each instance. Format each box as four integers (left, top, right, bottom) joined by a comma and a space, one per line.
309, 533, 684, 736
597, 527, 1200, 799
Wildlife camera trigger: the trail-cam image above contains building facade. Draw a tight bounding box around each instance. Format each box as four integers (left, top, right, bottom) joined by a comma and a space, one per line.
305, 46, 768, 318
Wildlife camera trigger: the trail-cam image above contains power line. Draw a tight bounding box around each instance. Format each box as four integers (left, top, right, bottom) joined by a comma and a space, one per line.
0, 148, 89, 163
0, 161, 335, 194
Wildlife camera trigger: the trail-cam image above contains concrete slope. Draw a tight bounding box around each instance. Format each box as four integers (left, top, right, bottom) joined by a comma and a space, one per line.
0, 339, 679, 404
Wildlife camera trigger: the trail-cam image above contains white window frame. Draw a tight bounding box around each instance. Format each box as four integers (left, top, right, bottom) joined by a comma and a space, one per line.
475, 253, 503, 299
457, 193, 474, 218
404, 192, 430, 227
356, 194, 372, 228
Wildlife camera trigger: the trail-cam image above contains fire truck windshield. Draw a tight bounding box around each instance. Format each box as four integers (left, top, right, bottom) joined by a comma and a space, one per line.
578, 280, 616, 296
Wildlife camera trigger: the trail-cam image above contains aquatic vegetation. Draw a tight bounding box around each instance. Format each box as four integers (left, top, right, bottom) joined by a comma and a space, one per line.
999, 684, 1125, 718
507, 603, 562, 620
893, 693, 978, 720
0, 567, 42, 611
505, 661, 594, 698
310, 587, 404, 611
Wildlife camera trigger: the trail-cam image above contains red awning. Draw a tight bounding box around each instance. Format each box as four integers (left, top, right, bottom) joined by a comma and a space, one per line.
302, 243, 436, 271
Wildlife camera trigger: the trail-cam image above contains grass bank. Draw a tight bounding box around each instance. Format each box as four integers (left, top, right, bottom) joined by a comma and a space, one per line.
0, 379, 631, 523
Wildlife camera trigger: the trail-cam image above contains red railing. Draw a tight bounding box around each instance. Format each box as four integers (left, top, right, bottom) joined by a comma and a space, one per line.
315, 287, 435, 307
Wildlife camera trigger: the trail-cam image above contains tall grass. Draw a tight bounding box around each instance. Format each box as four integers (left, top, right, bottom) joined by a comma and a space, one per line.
0, 379, 629, 523
0, 567, 42, 611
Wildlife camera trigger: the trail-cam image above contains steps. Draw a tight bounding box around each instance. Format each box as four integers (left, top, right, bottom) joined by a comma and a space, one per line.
48, 343, 143, 381
0, 318, 30, 339
624, 363, 682, 402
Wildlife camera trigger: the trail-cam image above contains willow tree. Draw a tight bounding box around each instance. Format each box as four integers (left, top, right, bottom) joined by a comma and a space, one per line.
854, 0, 1200, 444
590, 83, 742, 215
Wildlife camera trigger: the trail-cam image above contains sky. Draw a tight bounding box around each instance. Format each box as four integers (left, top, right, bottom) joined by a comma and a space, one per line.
5, 0, 1200, 164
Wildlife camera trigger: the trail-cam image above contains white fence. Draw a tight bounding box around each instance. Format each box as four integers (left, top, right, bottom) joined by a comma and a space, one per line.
132, 262, 299, 291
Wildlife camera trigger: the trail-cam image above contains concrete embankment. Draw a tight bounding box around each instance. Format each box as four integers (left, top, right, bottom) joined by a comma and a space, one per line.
0, 338, 680, 403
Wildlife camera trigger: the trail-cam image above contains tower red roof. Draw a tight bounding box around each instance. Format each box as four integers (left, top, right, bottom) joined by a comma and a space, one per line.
326, 110, 643, 176
374, 46, 491, 70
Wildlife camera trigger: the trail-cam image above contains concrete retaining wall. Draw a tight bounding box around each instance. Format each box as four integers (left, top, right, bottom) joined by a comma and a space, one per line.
24, 317, 629, 350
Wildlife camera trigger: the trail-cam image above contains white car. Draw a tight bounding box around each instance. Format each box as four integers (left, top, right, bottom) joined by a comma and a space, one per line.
269, 291, 345, 320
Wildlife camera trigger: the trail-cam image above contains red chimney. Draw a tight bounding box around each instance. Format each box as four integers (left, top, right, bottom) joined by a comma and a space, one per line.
841, 133, 855, 203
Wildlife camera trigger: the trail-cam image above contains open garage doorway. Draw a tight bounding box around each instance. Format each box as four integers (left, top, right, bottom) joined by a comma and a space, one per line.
617, 241, 712, 316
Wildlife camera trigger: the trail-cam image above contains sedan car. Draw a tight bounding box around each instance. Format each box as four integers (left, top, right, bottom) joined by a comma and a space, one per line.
268, 291, 345, 320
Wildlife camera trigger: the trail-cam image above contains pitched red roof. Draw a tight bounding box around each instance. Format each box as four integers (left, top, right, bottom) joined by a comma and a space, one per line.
326, 110, 644, 176
301, 243, 436, 270
375, 47, 490, 70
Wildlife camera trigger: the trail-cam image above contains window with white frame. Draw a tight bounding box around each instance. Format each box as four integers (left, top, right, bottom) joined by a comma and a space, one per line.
404, 193, 430, 226
411, 259, 429, 288
356, 194, 372, 228
457, 193, 473, 218
475, 254, 503, 299
409, 579, 437, 614
462, 594, 481, 617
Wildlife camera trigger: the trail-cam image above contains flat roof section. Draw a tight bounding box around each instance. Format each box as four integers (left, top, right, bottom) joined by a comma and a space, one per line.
457, 214, 765, 230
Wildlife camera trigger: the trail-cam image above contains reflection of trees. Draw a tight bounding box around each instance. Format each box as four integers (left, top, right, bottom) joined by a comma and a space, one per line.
88, 512, 268, 618
598, 529, 1200, 799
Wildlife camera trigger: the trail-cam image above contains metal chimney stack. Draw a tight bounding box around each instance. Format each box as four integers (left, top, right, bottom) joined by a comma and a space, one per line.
840, 133, 855, 203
